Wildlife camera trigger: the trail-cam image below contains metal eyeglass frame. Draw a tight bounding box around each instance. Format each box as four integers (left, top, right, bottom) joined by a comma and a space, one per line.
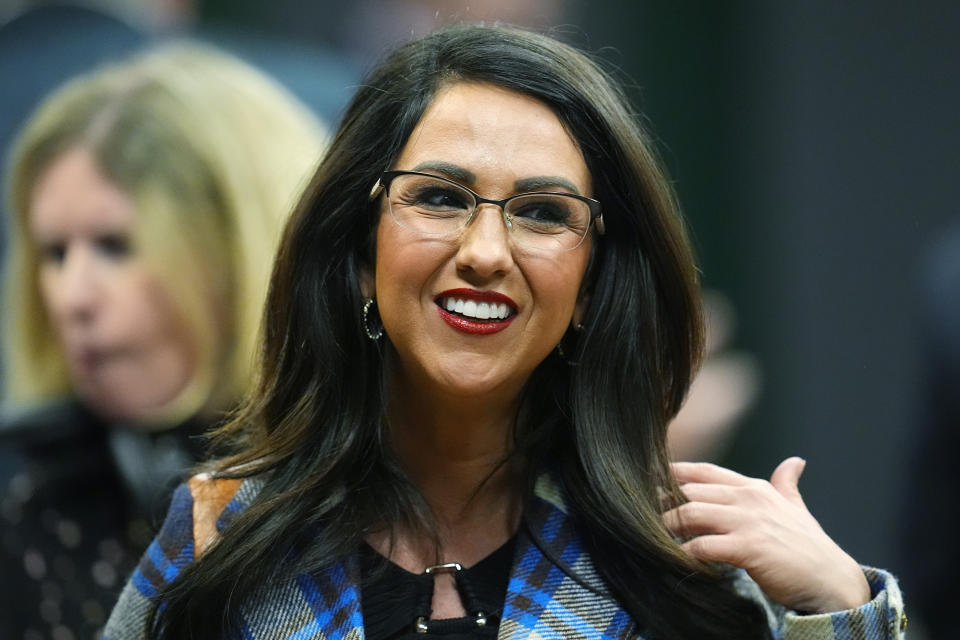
369, 170, 606, 245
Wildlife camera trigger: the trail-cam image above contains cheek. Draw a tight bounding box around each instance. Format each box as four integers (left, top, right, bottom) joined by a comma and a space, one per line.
374, 226, 441, 311
37, 269, 71, 341
37, 267, 59, 312
122, 273, 193, 351
528, 250, 591, 314
375, 250, 424, 338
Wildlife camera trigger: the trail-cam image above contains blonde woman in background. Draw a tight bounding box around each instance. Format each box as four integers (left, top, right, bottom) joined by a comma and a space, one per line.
0, 43, 326, 638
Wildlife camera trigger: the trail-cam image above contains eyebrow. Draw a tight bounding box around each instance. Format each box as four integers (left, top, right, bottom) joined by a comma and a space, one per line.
410, 161, 476, 185
514, 176, 582, 195
410, 161, 582, 196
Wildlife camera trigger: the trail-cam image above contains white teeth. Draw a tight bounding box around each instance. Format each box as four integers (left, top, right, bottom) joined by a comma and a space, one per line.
441, 297, 513, 321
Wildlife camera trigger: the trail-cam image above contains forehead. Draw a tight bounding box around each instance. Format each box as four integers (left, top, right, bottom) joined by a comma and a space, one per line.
394, 81, 591, 194
29, 147, 134, 236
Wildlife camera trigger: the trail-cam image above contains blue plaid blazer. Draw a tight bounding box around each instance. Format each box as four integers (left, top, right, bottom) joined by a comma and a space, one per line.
103, 474, 905, 640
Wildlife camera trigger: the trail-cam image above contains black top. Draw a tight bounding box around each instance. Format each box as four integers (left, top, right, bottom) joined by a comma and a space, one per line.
0, 398, 206, 638
360, 536, 517, 640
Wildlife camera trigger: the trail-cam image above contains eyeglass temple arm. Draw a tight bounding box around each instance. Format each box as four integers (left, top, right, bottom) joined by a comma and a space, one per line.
369, 179, 384, 200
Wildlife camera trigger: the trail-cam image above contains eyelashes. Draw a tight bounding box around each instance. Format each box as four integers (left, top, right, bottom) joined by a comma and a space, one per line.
95, 233, 131, 259
37, 233, 133, 265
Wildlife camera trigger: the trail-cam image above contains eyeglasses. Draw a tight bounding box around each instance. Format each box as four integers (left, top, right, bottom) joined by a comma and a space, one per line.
369, 170, 604, 252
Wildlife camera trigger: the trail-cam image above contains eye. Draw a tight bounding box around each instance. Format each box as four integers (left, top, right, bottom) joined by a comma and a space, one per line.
510, 196, 573, 226
410, 185, 472, 211
392, 174, 473, 214
95, 233, 131, 259
39, 242, 66, 264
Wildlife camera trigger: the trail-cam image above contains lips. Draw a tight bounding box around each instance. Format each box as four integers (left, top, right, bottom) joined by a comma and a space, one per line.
73, 348, 107, 370
65, 344, 120, 373
435, 288, 517, 334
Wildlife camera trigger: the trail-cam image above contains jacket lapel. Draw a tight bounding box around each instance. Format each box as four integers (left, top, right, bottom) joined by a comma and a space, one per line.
218, 478, 366, 640
498, 474, 638, 639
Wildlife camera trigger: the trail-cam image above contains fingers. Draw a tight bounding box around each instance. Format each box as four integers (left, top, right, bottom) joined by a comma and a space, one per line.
671, 461, 751, 486
769, 457, 806, 504
666, 458, 811, 541
665, 457, 813, 557
676, 482, 739, 505
681, 534, 745, 565
662, 502, 739, 537
673, 458, 808, 496
664, 457, 866, 614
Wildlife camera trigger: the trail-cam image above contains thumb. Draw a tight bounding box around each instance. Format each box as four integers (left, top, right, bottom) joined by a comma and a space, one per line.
770, 456, 806, 503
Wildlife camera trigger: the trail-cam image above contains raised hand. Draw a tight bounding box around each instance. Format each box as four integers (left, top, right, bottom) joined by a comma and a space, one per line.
663, 457, 870, 614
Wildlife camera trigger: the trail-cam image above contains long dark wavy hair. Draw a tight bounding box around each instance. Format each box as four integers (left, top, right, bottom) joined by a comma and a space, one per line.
151, 24, 771, 639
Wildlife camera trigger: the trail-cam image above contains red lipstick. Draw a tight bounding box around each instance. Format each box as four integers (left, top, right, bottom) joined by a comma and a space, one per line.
435, 288, 517, 335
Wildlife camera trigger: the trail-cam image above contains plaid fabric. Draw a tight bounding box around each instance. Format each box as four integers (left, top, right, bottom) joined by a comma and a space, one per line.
500, 483, 635, 639
731, 565, 906, 640
103, 474, 905, 640
104, 483, 195, 640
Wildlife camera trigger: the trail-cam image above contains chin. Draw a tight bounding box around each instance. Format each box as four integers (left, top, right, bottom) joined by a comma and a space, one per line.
79, 386, 180, 426
433, 364, 527, 399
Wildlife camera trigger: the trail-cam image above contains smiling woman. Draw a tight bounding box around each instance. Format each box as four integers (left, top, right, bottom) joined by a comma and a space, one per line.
104, 25, 904, 640
365, 83, 594, 402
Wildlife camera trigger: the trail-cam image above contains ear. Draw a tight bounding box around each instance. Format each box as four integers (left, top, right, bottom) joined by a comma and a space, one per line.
359, 265, 376, 300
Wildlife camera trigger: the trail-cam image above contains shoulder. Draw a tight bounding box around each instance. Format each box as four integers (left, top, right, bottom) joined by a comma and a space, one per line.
0, 397, 98, 443
188, 473, 245, 556
135, 471, 263, 566
103, 473, 265, 637
186, 471, 267, 555
101, 481, 196, 639
0, 397, 108, 491
127, 473, 252, 566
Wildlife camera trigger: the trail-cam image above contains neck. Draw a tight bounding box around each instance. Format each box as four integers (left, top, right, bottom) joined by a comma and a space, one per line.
388, 369, 522, 505
377, 367, 526, 567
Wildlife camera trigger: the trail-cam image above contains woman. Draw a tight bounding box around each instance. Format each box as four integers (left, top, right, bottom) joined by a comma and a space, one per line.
1, 43, 325, 637
105, 25, 904, 639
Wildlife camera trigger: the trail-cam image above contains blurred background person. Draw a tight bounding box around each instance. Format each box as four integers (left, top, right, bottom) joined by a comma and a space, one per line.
0, 43, 326, 638
0, 4, 147, 395
0, 1, 355, 316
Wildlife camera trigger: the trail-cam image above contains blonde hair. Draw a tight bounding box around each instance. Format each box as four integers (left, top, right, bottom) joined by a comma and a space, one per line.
2, 42, 327, 423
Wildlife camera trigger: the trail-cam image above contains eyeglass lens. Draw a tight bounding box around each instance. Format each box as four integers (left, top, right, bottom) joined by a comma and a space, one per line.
386, 173, 592, 252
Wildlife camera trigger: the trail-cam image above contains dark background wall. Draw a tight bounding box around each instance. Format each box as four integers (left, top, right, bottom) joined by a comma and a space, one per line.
573, 2, 959, 580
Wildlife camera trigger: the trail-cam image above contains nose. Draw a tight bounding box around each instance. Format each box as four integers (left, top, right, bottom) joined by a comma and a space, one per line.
47, 244, 101, 325
454, 204, 514, 280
